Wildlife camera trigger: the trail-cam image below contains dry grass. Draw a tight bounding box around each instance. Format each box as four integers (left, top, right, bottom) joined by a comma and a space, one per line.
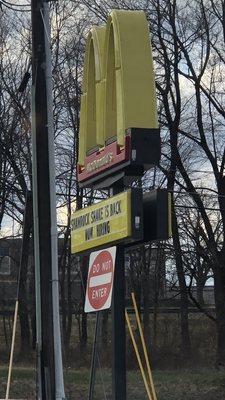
0, 366, 225, 399
0, 312, 222, 399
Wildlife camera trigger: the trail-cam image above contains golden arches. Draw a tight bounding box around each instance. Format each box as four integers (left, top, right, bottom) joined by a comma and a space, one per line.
79, 26, 106, 165
78, 10, 158, 166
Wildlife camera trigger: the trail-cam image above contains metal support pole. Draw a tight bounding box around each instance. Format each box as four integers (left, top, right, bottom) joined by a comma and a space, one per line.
110, 181, 126, 400
88, 312, 101, 400
112, 244, 126, 400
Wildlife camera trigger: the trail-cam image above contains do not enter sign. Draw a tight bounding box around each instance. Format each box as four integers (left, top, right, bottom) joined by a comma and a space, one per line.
84, 247, 116, 313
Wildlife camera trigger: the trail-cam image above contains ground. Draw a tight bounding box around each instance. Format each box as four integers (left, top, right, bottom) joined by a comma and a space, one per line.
0, 367, 225, 399
0, 313, 223, 398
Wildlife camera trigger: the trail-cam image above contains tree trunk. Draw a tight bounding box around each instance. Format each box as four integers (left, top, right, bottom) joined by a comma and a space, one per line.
18, 247, 31, 357
153, 256, 159, 349
30, 234, 36, 350
142, 246, 152, 349
214, 263, 225, 366
18, 300, 30, 356
18, 191, 33, 358
60, 256, 67, 351
80, 255, 88, 347
101, 309, 109, 346
196, 280, 205, 306
142, 276, 151, 347
65, 250, 72, 352
172, 202, 191, 358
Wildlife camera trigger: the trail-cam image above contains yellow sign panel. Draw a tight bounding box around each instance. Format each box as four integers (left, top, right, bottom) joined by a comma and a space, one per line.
78, 10, 158, 166
71, 191, 132, 253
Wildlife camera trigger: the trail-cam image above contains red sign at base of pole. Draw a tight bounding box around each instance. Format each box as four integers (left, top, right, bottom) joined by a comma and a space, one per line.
85, 247, 116, 313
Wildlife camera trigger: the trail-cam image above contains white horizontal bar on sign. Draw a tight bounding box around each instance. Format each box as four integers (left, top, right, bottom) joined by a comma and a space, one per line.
89, 272, 112, 288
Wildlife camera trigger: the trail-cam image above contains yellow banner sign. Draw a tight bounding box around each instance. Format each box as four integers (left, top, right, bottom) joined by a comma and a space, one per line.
71, 191, 132, 253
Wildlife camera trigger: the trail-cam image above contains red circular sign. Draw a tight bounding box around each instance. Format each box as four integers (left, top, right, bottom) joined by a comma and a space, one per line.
87, 250, 114, 310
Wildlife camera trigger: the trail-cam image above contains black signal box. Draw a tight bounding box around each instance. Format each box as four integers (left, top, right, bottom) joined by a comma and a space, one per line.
143, 189, 172, 242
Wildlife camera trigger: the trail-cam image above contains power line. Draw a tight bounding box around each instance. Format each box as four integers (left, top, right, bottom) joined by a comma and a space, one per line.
174, 205, 224, 212
145, 188, 225, 199
170, 189, 224, 198
160, 168, 217, 174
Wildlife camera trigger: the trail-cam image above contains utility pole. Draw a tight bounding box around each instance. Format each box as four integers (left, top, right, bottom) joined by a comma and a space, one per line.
31, 1, 65, 399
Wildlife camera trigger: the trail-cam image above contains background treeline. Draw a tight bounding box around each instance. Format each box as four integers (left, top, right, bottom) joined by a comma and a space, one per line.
0, 0, 225, 367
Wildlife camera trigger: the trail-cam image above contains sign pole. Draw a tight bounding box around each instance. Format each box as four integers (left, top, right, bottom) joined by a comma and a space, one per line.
88, 312, 101, 400
112, 244, 126, 400
111, 182, 126, 400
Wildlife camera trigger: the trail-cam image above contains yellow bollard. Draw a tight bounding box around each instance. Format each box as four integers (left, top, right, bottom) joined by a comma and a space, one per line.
125, 310, 153, 400
131, 292, 157, 400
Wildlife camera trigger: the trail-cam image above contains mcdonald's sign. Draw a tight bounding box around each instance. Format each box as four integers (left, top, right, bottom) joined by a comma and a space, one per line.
78, 10, 160, 186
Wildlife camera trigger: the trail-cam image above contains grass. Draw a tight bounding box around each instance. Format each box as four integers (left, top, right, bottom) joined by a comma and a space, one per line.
0, 366, 225, 399
0, 313, 222, 398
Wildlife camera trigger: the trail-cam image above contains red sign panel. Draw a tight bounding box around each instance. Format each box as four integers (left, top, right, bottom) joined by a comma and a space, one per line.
84, 247, 116, 313
78, 136, 130, 184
